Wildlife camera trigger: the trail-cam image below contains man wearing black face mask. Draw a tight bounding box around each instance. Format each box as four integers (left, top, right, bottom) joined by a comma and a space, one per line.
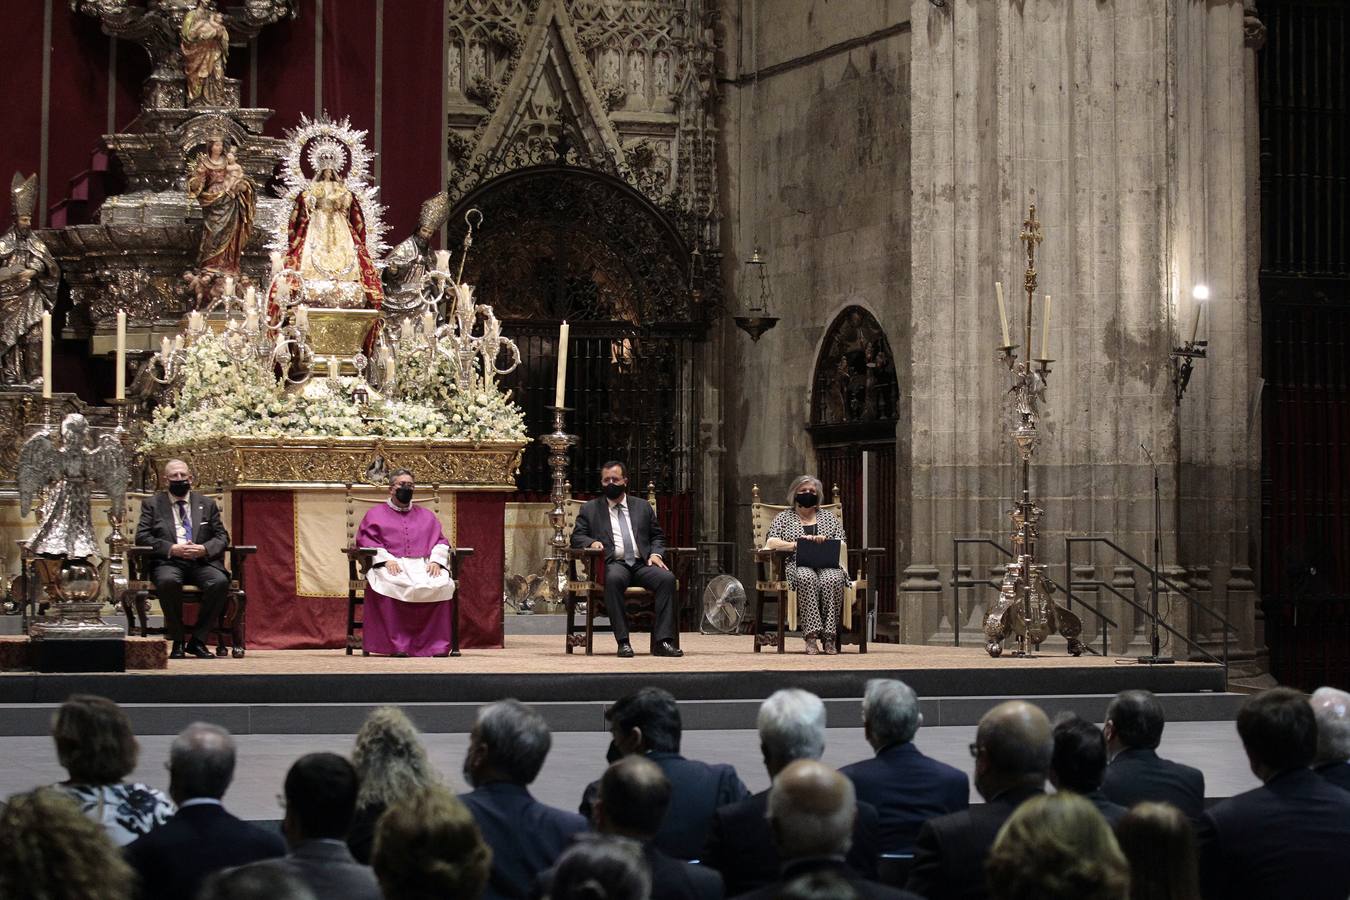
136, 458, 230, 659
571, 461, 681, 658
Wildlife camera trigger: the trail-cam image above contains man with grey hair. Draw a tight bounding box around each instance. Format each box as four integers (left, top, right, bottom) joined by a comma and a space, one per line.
704, 689, 880, 894
907, 700, 1051, 900
126, 723, 285, 900
734, 760, 919, 900
460, 699, 587, 900
1311, 686, 1350, 792
841, 679, 968, 855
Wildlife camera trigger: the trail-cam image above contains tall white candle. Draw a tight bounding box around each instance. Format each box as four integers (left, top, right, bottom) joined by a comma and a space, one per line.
114, 310, 127, 400
41, 311, 52, 398
173, 334, 184, 353
295, 305, 309, 330
1189, 304, 1202, 344
384, 352, 396, 385
269, 251, 284, 277
330, 355, 340, 378
245, 285, 257, 308
160, 336, 172, 360
244, 307, 259, 333
435, 249, 451, 274
554, 320, 570, 408
995, 282, 1012, 347
1039, 294, 1052, 360
223, 275, 235, 297
422, 310, 437, 336
400, 317, 414, 343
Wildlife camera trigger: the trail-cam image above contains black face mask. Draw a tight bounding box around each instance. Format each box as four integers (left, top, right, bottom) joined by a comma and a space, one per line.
605, 739, 623, 764
168, 480, 190, 498
603, 482, 626, 501
394, 486, 414, 505
794, 491, 819, 508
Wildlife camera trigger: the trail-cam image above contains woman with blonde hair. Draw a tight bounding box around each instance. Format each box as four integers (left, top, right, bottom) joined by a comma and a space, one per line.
985, 791, 1130, 900
763, 475, 848, 654
0, 788, 135, 900
371, 785, 492, 900
1115, 802, 1201, 900
348, 705, 440, 863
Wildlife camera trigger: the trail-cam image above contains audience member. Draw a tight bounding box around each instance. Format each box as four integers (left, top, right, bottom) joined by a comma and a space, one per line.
196, 865, 317, 900
348, 705, 439, 864
588, 756, 723, 900
1197, 687, 1350, 900
840, 679, 968, 854
233, 752, 380, 900
547, 835, 651, 900
1100, 690, 1204, 820
779, 870, 863, 900
705, 689, 879, 894
907, 700, 1051, 900
462, 699, 589, 900
1049, 713, 1128, 826
372, 784, 492, 900
1115, 802, 1201, 900
49, 693, 175, 846
1309, 686, 1350, 791
984, 792, 1129, 900
124, 722, 286, 900
732, 759, 918, 900
0, 787, 134, 900
583, 687, 749, 860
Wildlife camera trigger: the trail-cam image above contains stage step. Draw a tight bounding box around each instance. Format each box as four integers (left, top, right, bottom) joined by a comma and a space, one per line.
0, 692, 1246, 738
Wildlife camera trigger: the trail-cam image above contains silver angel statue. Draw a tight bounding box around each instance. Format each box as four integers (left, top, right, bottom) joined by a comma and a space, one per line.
381, 191, 451, 312
0, 173, 60, 386
18, 414, 128, 559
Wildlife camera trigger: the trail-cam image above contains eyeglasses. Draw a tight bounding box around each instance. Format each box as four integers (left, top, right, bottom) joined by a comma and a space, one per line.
968, 742, 981, 759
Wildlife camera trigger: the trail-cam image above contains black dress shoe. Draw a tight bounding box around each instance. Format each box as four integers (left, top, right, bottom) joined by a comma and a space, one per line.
616, 643, 635, 658
185, 640, 214, 660
654, 640, 684, 658
169, 642, 185, 660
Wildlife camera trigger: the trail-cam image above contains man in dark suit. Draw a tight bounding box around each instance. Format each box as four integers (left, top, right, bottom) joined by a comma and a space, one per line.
461, 699, 589, 900
235, 752, 380, 900
125, 723, 286, 900
906, 700, 1050, 900
1198, 687, 1350, 900
733, 760, 919, 900
571, 460, 681, 657
840, 679, 969, 857
582, 687, 749, 861
705, 689, 880, 894
1050, 713, 1127, 827
1099, 689, 1205, 820
134, 458, 229, 659
1310, 686, 1350, 792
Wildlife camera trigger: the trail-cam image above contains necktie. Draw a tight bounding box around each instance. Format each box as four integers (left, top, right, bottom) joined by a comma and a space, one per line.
178, 500, 192, 541
617, 504, 637, 565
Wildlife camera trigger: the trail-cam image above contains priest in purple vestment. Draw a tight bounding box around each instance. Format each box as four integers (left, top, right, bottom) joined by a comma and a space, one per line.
355, 468, 457, 657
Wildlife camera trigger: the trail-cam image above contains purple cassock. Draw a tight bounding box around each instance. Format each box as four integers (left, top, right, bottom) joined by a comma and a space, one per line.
356, 500, 456, 657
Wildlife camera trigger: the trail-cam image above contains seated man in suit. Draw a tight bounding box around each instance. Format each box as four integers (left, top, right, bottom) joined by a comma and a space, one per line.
571, 460, 681, 658
1310, 686, 1350, 792
1049, 713, 1127, 827
125, 723, 286, 900
461, 699, 589, 900
735, 760, 919, 900
135, 458, 229, 659
1100, 689, 1205, 820
235, 753, 380, 900
705, 689, 879, 894
906, 700, 1050, 900
1198, 687, 1350, 900
581, 687, 749, 861
840, 679, 969, 857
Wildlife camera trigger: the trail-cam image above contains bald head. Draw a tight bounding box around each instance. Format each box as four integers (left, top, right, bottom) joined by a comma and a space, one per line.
767, 759, 856, 860
169, 722, 236, 803
973, 701, 1052, 800
1311, 687, 1350, 765
596, 755, 671, 838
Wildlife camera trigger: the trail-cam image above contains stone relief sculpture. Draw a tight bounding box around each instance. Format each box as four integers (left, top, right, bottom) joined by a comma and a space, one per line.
627, 51, 646, 105
186, 137, 256, 275
448, 43, 462, 92
180, 0, 231, 107
0, 173, 60, 387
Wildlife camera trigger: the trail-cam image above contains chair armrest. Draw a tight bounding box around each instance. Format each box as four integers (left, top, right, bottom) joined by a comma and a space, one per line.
565, 546, 605, 582
343, 547, 379, 560
452, 547, 474, 558
753, 548, 793, 561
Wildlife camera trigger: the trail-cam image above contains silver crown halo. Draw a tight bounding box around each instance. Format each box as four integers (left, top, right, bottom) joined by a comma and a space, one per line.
305, 136, 349, 177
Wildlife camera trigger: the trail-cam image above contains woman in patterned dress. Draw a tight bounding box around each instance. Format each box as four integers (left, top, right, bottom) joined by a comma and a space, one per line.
764, 475, 849, 655
50, 695, 175, 847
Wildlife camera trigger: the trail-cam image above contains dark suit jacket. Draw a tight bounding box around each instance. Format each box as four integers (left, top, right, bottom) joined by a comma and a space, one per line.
1197, 767, 1350, 900
462, 782, 589, 900
1315, 759, 1350, 792
571, 495, 666, 562
536, 842, 724, 900
1100, 747, 1205, 820
840, 742, 970, 855
1084, 789, 1128, 827
730, 857, 921, 900
124, 802, 286, 900
905, 786, 1044, 900
703, 789, 880, 895
239, 839, 381, 900
580, 752, 750, 862
135, 491, 230, 572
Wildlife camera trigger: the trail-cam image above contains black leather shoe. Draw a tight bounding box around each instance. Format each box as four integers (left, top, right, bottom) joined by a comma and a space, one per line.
169, 642, 185, 660
185, 639, 214, 660
654, 640, 684, 658
616, 643, 635, 658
